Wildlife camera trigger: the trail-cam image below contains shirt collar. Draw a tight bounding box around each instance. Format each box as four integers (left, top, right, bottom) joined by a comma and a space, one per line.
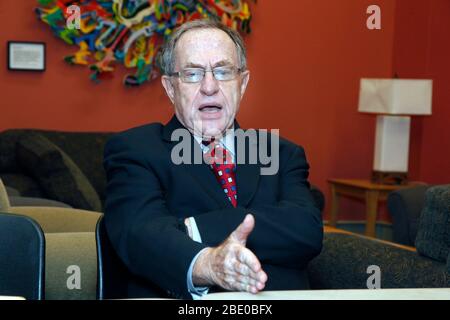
194, 127, 235, 156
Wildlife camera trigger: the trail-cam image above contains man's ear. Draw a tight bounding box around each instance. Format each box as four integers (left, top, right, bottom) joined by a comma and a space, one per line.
239, 70, 250, 99
161, 75, 176, 105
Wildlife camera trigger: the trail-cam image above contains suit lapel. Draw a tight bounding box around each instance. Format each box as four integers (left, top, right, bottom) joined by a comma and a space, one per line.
162, 116, 233, 208
234, 130, 261, 208
162, 116, 261, 209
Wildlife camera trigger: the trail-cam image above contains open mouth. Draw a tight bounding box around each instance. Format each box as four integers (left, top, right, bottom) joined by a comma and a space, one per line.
199, 105, 223, 112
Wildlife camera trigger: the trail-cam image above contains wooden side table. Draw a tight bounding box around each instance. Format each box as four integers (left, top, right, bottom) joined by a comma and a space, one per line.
327, 179, 421, 237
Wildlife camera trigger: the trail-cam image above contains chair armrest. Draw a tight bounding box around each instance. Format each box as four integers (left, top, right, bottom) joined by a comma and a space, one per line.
308, 232, 450, 289
45, 232, 97, 300
387, 185, 430, 245
8, 206, 101, 233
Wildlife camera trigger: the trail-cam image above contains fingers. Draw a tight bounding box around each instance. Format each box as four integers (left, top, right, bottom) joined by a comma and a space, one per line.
237, 247, 261, 274
222, 271, 265, 294
223, 255, 267, 293
234, 250, 268, 292
231, 214, 255, 245
237, 278, 260, 294
228, 258, 260, 282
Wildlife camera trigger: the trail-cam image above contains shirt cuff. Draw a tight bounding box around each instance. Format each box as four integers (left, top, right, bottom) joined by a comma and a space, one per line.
187, 247, 210, 299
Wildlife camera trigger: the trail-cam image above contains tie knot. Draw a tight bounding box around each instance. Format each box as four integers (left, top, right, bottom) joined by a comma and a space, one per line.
201, 138, 215, 147
203, 141, 233, 165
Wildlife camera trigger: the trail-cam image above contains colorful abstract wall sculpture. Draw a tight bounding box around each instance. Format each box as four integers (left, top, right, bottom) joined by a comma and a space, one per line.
35, 0, 254, 86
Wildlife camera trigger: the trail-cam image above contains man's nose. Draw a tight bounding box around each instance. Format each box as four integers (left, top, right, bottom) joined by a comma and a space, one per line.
200, 71, 220, 96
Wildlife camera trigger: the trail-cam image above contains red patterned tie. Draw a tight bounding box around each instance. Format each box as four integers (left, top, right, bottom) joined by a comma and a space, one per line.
203, 141, 237, 207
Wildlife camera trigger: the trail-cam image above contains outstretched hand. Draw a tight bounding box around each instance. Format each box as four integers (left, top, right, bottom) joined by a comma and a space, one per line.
192, 214, 268, 294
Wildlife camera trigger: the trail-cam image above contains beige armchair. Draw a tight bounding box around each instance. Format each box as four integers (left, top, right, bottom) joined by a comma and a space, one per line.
1, 179, 101, 300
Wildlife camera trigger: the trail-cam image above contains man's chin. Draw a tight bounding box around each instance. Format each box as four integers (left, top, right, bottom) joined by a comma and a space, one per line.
201, 129, 225, 140
193, 120, 227, 139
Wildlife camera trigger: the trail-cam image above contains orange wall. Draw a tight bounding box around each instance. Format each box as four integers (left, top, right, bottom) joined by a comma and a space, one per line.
2, 1, 447, 221
420, 1, 450, 184
393, 0, 450, 185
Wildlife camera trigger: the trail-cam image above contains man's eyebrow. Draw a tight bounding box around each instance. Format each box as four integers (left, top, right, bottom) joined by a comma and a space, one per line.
183, 60, 233, 69
183, 62, 205, 68
212, 60, 233, 67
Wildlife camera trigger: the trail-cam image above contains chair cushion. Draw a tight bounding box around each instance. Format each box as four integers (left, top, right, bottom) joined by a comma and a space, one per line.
36, 131, 113, 204
15, 133, 101, 212
415, 185, 450, 265
5, 186, 20, 197
0, 179, 10, 211
309, 232, 449, 289
8, 196, 72, 208
0, 173, 43, 198
0, 130, 23, 172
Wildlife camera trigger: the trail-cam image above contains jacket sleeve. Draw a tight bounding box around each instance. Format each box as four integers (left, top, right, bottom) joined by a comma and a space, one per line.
103, 134, 207, 299
194, 145, 324, 269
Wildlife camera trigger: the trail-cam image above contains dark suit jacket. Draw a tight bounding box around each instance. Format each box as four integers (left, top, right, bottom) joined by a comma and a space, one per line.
103, 115, 323, 299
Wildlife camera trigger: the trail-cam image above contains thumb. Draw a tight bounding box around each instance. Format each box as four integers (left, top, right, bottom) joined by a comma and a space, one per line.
231, 214, 255, 245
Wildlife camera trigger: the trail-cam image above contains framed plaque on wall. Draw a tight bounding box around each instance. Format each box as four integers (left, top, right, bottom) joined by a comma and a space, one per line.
7, 41, 46, 71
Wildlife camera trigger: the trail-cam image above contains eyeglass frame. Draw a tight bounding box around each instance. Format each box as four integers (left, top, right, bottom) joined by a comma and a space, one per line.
168, 65, 245, 83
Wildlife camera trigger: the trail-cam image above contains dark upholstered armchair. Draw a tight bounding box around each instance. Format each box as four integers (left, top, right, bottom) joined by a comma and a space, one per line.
0, 212, 45, 299
387, 185, 431, 246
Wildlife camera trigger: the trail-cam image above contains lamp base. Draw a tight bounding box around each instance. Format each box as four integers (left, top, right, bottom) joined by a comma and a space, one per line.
371, 171, 408, 185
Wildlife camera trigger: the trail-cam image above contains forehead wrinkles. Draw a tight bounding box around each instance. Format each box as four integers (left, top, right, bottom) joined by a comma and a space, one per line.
174, 29, 238, 68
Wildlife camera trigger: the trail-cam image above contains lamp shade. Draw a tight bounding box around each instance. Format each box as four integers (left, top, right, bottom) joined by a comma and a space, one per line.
358, 79, 433, 115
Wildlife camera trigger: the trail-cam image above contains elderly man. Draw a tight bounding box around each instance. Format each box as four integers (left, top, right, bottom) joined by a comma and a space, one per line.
103, 19, 323, 299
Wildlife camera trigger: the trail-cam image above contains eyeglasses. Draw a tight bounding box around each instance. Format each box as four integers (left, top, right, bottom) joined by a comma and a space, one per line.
169, 66, 243, 83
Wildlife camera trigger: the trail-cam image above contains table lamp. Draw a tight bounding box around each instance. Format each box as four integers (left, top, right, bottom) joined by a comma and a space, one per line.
358, 79, 433, 185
